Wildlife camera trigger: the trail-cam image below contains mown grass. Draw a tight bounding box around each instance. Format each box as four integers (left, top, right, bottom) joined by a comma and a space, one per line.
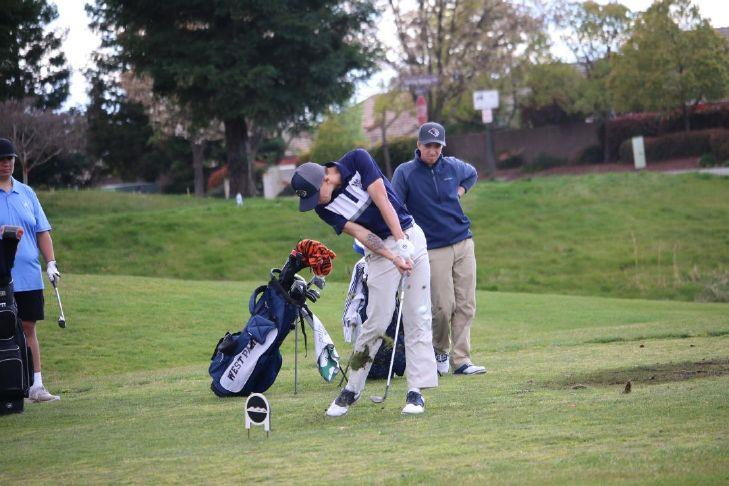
1, 274, 727, 484
41, 171, 729, 301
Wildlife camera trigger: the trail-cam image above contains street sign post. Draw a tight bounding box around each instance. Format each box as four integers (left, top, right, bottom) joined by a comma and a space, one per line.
473, 89, 500, 177
402, 75, 440, 123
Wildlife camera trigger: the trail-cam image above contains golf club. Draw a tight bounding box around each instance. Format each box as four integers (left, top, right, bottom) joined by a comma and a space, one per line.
370, 274, 407, 405
51, 279, 66, 328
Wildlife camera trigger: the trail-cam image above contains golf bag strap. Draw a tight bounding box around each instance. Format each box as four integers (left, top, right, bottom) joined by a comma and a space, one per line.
248, 285, 269, 314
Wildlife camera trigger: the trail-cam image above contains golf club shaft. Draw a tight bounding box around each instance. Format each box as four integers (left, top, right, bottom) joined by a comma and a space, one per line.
380, 275, 407, 401
52, 281, 66, 324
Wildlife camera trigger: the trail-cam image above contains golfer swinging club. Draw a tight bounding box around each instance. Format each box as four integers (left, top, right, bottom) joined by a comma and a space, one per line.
291, 149, 437, 416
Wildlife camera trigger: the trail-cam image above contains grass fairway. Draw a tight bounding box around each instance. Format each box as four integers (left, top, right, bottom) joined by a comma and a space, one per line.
40, 171, 729, 301
2, 274, 727, 483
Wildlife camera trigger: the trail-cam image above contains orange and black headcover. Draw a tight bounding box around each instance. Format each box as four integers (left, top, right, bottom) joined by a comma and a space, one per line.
294, 239, 336, 276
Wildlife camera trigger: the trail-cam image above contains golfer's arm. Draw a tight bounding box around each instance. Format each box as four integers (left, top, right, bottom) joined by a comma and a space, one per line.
367, 179, 405, 241
342, 222, 398, 263
37, 231, 56, 263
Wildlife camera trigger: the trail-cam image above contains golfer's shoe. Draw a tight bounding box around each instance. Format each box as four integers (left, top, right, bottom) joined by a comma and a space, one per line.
28, 386, 60, 403
453, 363, 487, 375
435, 351, 450, 376
401, 391, 425, 415
326, 388, 360, 417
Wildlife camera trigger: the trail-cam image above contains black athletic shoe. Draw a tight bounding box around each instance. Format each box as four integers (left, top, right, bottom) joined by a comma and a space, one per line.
402, 391, 425, 414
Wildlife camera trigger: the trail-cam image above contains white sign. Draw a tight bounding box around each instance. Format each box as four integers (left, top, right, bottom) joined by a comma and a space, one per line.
473, 90, 499, 110
481, 109, 493, 124
245, 393, 271, 438
631, 136, 646, 170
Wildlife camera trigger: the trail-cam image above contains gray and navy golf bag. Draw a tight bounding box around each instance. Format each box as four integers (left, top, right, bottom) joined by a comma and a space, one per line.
0, 226, 33, 415
209, 242, 339, 397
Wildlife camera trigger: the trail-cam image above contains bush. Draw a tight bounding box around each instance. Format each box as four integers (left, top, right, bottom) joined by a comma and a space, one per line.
698, 153, 717, 167
709, 130, 729, 161
617, 129, 721, 163
604, 102, 729, 162
522, 153, 567, 172
575, 145, 603, 165
370, 136, 417, 172
496, 149, 525, 169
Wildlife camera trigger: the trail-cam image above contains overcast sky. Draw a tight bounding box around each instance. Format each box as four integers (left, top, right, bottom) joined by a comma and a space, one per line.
53, 0, 729, 110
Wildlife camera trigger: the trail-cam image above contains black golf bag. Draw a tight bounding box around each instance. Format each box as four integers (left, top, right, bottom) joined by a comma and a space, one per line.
209, 241, 336, 397
0, 226, 33, 415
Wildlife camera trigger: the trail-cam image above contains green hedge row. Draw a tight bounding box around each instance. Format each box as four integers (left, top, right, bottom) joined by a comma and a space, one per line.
618, 128, 729, 163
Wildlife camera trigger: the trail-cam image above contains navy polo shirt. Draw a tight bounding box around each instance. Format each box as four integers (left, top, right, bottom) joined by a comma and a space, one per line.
0, 178, 52, 291
315, 149, 412, 239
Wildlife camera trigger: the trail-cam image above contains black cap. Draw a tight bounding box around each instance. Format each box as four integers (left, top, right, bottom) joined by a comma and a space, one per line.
291, 162, 326, 211
0, 139, 17, 158
418, 122, 446, 147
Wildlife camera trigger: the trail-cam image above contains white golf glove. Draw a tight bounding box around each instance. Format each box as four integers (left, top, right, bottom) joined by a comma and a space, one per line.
46, 260, 60, 284
395, 238, 415, 261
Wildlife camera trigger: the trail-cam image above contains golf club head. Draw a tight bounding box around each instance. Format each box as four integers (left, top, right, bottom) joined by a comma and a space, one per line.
309, 275, 325, 290
58, 317, 66, 328
369, 395, 385, 404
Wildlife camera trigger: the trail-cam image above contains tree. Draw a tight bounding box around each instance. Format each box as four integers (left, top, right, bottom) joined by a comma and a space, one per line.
88, 0, 378, 197
0, 99, 85, 183
121, 72, 223, 197
610, 0, 729, 130
310, 104, 368, 164
0, 0, 70, 109
520, 62, 586, 127
557, 0, 633, 161
369, 90, 415, 178
389, 0, 543, 122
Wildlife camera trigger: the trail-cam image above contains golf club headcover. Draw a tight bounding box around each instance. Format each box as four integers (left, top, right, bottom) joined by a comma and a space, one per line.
295, 239, 336, 276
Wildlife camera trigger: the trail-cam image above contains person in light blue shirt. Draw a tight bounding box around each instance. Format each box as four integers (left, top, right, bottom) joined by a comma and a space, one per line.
0, 138, 62, 403
392, 123, 486, 376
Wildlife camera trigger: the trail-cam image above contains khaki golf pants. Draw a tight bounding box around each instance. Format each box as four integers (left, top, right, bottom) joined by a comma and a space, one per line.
429, 237, 477, 369
345, 223, 438, 394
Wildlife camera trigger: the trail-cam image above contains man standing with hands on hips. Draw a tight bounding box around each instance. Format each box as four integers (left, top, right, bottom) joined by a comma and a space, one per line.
392, 123, 486, 376
291, 148, 437, 416
0, 138, 62, 402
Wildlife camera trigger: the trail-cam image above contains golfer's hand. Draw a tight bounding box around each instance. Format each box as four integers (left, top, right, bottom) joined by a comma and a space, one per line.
393, 255, 413, 274
46, 261, 60, 284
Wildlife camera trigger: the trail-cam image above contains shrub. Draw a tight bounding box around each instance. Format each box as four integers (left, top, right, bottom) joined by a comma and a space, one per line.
522, 153, 567, 172
698, 153, 717, 167
708, 130, 729, 161
370, 136, 417, 172
601, 113, 662, 161
496, 149, 525, 169
618, 130, 719, 163
575, 145, 603, 165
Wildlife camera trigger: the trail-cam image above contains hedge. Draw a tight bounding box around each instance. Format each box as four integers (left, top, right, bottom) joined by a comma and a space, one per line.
618, 128, 729, 163
604, 101, 729, 161
370, 136, 418, 173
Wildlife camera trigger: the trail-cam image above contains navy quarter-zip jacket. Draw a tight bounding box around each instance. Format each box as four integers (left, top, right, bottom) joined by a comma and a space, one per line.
391, 150, 478, 250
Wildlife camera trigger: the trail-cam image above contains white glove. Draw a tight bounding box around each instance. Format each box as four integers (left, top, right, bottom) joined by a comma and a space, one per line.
46, 260, 60, 284
395, 238, 414, 261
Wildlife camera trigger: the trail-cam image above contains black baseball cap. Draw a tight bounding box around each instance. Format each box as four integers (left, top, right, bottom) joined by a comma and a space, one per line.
0, 139, 17, 158
291, 162, 325, 211
418, 122, 446, 146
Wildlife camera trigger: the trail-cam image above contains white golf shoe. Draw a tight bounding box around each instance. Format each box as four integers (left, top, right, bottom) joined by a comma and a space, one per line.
326, 389, 360, 417
401, 391, 425, 415
453, 363, 487, 375
28, 386, 60, 403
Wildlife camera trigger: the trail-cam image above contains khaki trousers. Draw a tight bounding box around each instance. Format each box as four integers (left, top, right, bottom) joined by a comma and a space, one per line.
345, 223, 438, 394
429, 237, 476, 368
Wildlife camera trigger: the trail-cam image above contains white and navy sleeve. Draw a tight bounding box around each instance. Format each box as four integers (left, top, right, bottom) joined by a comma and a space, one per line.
349, 149, 381, 189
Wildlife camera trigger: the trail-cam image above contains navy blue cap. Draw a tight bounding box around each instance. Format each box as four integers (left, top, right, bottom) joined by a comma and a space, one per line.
291, 162, 325, 211
0, 139, 17, 158
418, 122, 446, 146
